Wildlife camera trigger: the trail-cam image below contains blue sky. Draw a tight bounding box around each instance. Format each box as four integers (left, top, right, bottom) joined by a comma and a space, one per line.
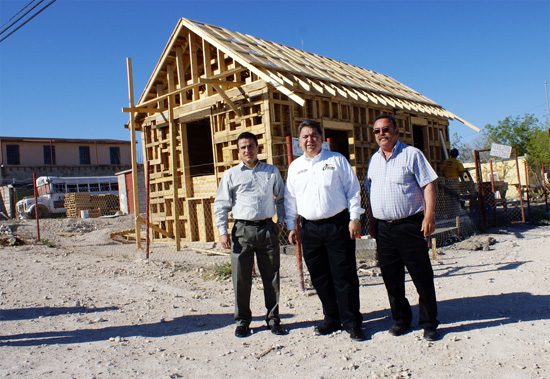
0, 0, 548, 145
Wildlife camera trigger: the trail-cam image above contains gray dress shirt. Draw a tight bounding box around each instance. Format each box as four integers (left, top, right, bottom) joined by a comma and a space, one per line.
214, 160, 285, 235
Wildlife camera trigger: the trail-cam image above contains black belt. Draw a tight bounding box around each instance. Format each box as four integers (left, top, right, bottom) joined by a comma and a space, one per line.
302, 209, 348, 225
235, 218, 271, 227
380, 212, 423, 226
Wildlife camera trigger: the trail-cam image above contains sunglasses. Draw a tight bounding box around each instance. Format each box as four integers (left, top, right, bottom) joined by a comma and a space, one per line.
373, 127, 392, 134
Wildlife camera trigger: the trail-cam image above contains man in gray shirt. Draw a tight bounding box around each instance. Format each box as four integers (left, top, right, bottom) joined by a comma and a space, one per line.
214, 132, 287, 338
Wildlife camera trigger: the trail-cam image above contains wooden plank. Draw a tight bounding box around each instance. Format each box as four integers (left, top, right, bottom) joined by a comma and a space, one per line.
167, 65, 181, 250
211, 84, 242, 116
188, 31, 200, 101
136, 215, 173, 238
199, 78, 245, 87
125, 57, 142, 248
176, 45, 187, 105
202, 39, 214, 96
322, 120, 354, 131
138, 67, 247, 111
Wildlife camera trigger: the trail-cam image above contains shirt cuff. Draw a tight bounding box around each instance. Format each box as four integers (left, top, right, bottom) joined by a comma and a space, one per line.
349, 212, 362, 220
285, 218, 296, 230
218, 226, 228, 236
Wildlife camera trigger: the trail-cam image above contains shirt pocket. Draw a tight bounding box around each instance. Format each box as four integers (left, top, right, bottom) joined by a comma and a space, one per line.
388, 167, 408, 184
254, 172, 270, 194
321, 169, 336, 188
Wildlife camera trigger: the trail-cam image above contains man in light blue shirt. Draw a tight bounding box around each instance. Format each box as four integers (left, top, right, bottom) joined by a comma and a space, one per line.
365, 114, 440, 341
214, 132, 286, 338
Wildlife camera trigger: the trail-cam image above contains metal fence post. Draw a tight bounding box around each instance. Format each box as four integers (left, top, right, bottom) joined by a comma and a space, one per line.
514, 147, 526, 223
146, 161, 150, 259
524, 160, 530, 218
32, 173, 40, 242
542, 162, 548, 212
474, 150, 487, 229
489, 159, 497, 225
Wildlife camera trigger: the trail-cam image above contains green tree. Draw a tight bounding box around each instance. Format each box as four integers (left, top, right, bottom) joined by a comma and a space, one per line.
483, 114, 540, 156
525, 127, 550, 182
484, 114, 550, 184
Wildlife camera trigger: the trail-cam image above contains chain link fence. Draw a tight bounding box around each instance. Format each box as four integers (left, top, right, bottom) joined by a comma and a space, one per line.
8, 153, 547, 263
137, 163, 483, 263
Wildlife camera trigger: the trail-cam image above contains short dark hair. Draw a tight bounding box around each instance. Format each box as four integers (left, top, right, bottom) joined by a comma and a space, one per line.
236, 132, 258, 146
450, 148, 459, 158
298, 120, 322, 137
374, 114, 397, 129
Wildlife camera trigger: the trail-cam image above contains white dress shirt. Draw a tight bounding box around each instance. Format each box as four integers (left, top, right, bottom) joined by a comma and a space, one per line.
284, 149, 364, 230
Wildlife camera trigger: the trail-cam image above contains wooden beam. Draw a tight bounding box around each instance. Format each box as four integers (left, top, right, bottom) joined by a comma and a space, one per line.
136, 215, 173, 238
122, 106, 164, 114
176, 45, 186, 105
203, 39, 214, 96
136, 67, 247, 110
211, 84, 242, 116
167, 65, 182, 251
189, 31, 199, 101
125, 57, 142, 248
199, 78, 245, 87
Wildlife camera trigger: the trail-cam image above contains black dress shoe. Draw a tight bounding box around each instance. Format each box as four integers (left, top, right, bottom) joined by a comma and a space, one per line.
268, 323, 288, 335
388, 324, 410, 336
347, 327, 366, 341
235, 325, 250, 338
314, 322, 341, 336
423, 327, 439, 341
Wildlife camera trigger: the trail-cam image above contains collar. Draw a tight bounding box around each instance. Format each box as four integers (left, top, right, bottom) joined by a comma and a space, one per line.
377, 140, 402, 160
303, 148, 326, 162
238, 160, 262, 171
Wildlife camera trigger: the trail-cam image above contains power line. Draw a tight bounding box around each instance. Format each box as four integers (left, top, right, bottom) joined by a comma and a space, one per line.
0, 0, 57, 43
0, 0, 40, 32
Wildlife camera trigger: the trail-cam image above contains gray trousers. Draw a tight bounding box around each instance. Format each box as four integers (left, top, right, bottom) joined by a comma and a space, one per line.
231, 220, 280, 326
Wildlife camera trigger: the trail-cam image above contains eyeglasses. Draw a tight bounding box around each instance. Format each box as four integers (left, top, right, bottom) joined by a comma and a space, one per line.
373, 127, 391, 134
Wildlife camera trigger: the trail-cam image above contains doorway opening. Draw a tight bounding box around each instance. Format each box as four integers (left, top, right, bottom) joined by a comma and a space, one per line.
324, 129, 350, 159
412, 125, 426, 154
186, 119, 214, 176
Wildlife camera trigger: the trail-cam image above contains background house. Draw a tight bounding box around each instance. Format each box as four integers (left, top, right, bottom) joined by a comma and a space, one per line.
0, 137, 133, 218
125, 17, 479, 246
0, 136, 133, 185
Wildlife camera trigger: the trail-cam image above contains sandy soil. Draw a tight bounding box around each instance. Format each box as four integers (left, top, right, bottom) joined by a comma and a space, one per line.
0, 215, 549, 378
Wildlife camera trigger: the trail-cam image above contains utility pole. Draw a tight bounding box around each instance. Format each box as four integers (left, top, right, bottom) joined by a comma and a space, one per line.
545, 82, 550, 137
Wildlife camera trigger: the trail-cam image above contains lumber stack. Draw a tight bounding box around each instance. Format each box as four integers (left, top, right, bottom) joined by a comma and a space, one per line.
64, 193, 120, 218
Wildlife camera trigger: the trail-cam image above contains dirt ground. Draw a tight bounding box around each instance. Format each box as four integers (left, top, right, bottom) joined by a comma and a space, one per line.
0, 215, 549, 378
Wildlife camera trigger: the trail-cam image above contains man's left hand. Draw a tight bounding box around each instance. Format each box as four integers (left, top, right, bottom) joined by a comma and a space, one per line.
421, 213, 436, 237
349, 220, 361, 240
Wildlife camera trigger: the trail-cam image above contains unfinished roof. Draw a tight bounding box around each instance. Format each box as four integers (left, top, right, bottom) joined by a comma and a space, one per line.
137, 17, 479, 132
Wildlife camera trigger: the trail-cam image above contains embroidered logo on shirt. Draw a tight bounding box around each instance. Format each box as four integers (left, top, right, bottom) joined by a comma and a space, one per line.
297, 169, 308, 175
322, 164, 336, 171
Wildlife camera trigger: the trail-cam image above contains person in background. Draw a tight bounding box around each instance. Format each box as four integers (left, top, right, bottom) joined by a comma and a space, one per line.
365, 114, 440, 341
441, 148, 465, 180
214, 132, 287, 338
285, 120, 366, 342
441, 148, 465, 213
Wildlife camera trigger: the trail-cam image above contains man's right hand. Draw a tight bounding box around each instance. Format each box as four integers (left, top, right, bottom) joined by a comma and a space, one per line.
288, 230, 298, 246
220, 234, 231, 249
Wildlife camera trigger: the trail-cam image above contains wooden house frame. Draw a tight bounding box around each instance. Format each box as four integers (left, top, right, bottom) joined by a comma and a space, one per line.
123, 18, 479, 249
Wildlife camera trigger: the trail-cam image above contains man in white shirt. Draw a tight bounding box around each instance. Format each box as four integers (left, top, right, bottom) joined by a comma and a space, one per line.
214, 132, 287, 338
365, 114, 440, 341
285, 120, 365, 341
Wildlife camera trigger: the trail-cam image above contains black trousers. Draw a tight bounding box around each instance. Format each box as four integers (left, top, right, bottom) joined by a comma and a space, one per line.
300, 210, 362, 330
376, 214, 439, 329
